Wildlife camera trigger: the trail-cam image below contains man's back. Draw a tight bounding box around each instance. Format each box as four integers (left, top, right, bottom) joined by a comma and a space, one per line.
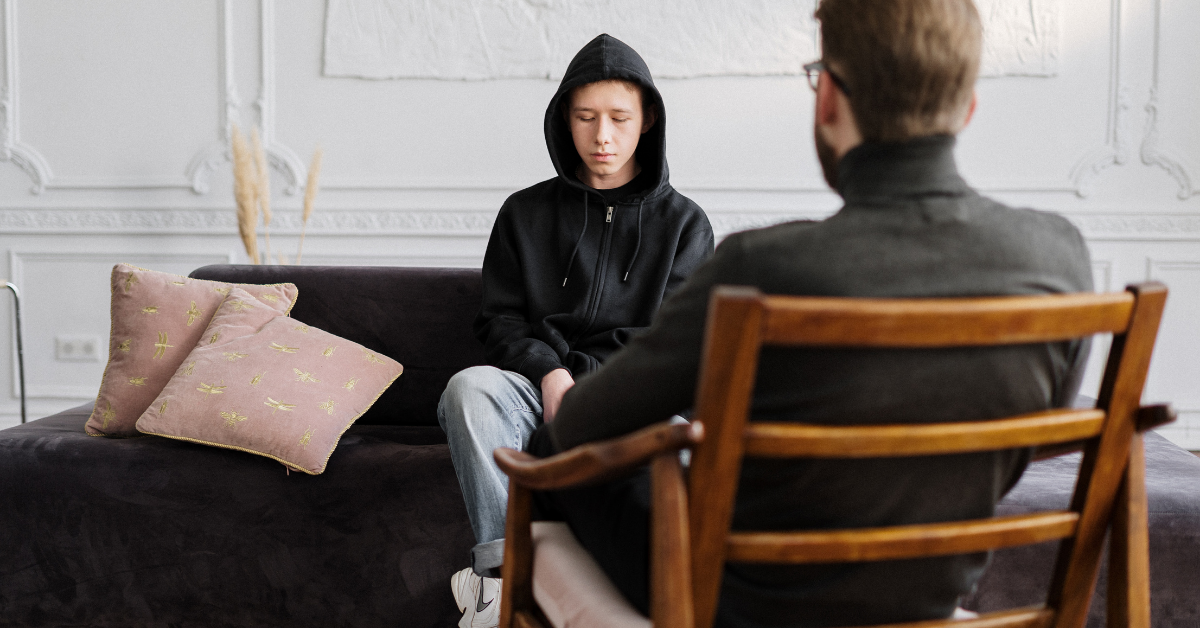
716, 136, 1092, 626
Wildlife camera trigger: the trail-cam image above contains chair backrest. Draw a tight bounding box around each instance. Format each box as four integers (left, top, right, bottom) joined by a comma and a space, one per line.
685, 283, 1167, 628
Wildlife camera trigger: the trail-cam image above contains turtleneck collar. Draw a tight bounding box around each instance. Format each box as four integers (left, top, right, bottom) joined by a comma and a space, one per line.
835, 134, 969, 204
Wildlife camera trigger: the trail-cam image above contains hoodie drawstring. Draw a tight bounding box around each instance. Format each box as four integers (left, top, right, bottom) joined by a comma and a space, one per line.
562, 191, 588, 287
565, 194, 645, 286
622, 199, 644, 282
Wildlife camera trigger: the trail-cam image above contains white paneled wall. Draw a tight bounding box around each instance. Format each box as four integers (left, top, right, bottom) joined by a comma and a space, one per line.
1, 0, 1198, 447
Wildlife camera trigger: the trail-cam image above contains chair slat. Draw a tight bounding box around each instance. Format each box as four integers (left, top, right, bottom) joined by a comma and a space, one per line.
726, 512, 1078, 564
744, 409, 1105, 458
760, 293, 1133, 348
837, 606, 1054, 628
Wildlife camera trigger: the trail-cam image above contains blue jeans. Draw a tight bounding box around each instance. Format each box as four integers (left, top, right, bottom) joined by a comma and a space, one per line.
438, 366, 543, 571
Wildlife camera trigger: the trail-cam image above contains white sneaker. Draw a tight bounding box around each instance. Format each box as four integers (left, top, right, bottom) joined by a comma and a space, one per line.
451, 567, 502, 628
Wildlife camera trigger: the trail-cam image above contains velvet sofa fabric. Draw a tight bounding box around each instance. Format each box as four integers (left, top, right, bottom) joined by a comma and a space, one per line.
964, 431, 1200, 627
0, 403, 473, 627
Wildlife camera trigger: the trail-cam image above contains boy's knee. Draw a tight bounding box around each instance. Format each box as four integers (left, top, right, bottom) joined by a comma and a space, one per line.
443, 366, 506, 405
440, 366, 513, 431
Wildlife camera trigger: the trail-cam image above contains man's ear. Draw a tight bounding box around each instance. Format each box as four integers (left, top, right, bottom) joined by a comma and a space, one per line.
815, 73, 841, 127
641, 104, 658, 134
960, 91, 978, 130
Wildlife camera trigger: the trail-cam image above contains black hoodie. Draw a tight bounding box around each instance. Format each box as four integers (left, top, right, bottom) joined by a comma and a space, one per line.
474, 34, 714, 386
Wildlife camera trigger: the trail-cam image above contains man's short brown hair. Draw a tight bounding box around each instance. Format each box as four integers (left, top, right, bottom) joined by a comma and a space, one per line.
814, 0, 982, 142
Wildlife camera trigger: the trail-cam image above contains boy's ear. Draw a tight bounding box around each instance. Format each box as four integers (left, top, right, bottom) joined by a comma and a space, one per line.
641, 104, 658, 134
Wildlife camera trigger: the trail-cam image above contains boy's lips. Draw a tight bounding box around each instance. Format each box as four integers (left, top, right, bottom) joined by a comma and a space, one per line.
592, 153, 615, 161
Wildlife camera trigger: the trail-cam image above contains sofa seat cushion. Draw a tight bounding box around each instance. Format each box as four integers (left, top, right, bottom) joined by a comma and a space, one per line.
965, 431, 1200, 627
0, 403, 474, 628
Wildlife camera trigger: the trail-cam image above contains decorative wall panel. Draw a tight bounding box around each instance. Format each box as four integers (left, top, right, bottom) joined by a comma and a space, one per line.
17, 1, 221, 190
1138, 0, 1200, 199
323, 0, 1059, 80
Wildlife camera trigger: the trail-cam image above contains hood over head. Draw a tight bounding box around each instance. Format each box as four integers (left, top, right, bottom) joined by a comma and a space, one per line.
545, 34, 669, 200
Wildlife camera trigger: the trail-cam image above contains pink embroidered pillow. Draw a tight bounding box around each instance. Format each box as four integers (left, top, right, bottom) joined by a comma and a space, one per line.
136, 288, 403, 475
86, 264, 298, 437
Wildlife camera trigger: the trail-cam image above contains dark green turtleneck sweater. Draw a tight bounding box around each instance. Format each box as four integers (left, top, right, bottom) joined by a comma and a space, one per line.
537, 135, 1093, 627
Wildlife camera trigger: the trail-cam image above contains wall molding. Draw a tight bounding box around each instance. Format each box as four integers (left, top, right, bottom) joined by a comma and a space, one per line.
256, 0, 304, 196
1068, 0, 1127, 198
1138, 0, 1197, 200
6, 207, 1200, 240
1065, 212, 1200, 240
0, 0, 52, 194
186, 0, 240, 196
188, 0, 305, 197
1144, 257, 1200, 280
0, 208, 499, 236
2, 0, 234, 194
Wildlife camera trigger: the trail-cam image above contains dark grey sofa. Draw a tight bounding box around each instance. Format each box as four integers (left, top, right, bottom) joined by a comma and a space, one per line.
0, 266, 487, 628
1, 265, 1197, 627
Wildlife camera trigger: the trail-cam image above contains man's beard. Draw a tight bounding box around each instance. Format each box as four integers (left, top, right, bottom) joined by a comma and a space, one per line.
814, 124, 839, 190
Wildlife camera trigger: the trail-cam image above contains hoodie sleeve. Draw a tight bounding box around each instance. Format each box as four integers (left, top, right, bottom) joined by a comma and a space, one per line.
667, 206, 716, 294
546, 231, 742, 452
473, 202, 566, 385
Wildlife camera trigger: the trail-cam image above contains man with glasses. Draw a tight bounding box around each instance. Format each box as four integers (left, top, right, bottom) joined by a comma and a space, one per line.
525, 0, 1093, 626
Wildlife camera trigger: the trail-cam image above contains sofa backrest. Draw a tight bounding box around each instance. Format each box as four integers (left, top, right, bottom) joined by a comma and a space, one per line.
189, 265, 486, 427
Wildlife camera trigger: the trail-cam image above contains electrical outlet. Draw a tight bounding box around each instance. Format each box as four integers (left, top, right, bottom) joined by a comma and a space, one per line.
55, 335, 103, 362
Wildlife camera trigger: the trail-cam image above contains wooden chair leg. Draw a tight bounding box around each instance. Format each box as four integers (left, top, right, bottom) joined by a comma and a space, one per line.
1107, 433, 1150, 628
500, 483, 536, 628
651, 452, 695, 628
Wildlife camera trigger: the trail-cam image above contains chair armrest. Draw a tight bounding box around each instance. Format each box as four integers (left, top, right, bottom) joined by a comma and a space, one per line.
1032, 404, 1176, 461
494, 421, 705, 491
1135, 404, 1175, 432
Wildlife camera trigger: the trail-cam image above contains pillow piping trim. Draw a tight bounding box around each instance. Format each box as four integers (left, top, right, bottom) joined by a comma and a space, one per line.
135, 366, 403, 475
85, 263, 298, 438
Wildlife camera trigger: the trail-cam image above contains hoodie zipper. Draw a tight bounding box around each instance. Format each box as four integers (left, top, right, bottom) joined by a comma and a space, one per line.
574, 202, 616, 343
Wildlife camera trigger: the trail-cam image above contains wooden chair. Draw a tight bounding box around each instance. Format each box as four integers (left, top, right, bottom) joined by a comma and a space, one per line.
495, 283, 1171, 628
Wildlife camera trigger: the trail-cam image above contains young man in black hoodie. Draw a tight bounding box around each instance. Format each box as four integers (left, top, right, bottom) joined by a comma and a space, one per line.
438, 34, 713, 628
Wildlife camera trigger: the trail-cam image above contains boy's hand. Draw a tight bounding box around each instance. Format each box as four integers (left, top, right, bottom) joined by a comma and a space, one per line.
540, 368, 575, 423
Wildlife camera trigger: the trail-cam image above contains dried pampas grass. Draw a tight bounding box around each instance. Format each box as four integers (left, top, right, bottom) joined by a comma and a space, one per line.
296, 147, 322, 265
231, 126, 323, 265
231, 124, 260, 264
251, 129, 273, 264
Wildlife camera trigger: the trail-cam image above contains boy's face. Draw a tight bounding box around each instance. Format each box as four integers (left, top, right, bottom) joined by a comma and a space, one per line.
567, 80, 654, 189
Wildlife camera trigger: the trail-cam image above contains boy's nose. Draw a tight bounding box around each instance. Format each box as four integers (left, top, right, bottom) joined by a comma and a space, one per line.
596, 121, 613, 145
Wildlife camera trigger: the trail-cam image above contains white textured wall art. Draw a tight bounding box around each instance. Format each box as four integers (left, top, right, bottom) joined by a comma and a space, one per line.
323, 0, 821, 80
978, 0, 1060, 77
323, 0, 1058, 80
